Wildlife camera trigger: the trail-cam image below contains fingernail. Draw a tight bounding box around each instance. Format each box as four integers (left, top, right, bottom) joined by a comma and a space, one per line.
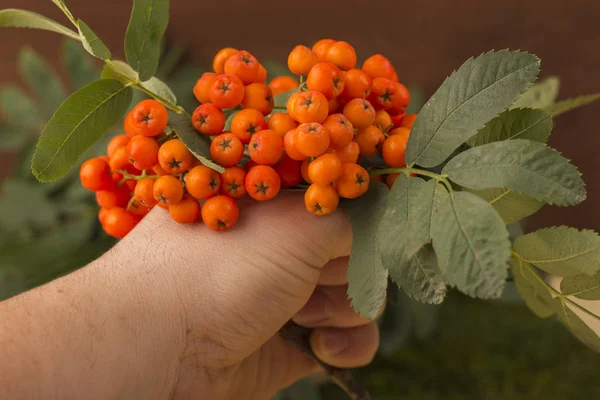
319, 330, 348, 356
294, 291, 331, 325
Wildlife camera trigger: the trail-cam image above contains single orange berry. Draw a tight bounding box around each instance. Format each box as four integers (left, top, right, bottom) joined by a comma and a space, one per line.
80, 157, 114, 192
328, 97, 342, 114
153, 175, 184, 208
343, 98, 376, 129
268, 112, 298, 137
341, 68, 372, 100
209, 74, 245, 109
390, 82, 411, 114
326, 41, 357, 71
242, 83, 274, 115
220, 166, 247, 199
213, 47, 238, 74
186, 165, 221, 200
153, 164, 169, 176
249, 129, 284, 165
98, 208, 109, 224
306, 62, 345, 100
255, 63, 268, 84
124, 112, 138, 137
158, 139, 194, 174
269, 76, 299, 96
312, 39, 336, 62
96, 185, 130, 209
355, 125, 385, 156
109, 146, 139, 177
210, 133, 245, 167
192, 103, 226, 135
287, 91, 329, 124
224, 50, 259, 85
295, 122, 331, 157
201, 195, 240, 231
134, 177, 158, 207
245, 165, 281, 201
386, 173, 400, 189
102, 207, 138, 239
374, 109, 393, 131
328, 141, 360, 164
335, 163, 370, 199
127, 135, 159, 171
399, 113, 417, 129
127, 100, 169, 137
305, 184, 339, 216
273, 154, 302, 188
308, 153, 343, 185
128, 198, 152, 217
322, 113, 354, 149
390, 127, 411, 139
288, 45, 320, 76
107, 135, 131, 158
362, 54, 398, 81
369, 77, 399, 110
169, 196, 201, 224
193, 72, 218, 104
283, 128, 306, 161
301, 159, 312, 184
230, 108, 267, 144
382, 134, 408, 168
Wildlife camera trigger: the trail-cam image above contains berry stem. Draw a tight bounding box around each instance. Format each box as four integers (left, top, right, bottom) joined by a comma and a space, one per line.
370, 167, 453, 192
280, 322, 374, 400
115, 170, 160, 181
272, 105, 288, 111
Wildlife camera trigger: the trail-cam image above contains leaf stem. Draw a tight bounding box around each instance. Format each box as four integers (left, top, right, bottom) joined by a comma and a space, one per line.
369, 167, 453, 192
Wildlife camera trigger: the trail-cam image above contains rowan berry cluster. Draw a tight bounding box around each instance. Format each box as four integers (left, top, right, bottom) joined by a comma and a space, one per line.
80, 40, 415, 238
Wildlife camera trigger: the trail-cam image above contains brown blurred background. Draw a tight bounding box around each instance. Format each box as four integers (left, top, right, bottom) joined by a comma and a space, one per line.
1, 0, 599, 231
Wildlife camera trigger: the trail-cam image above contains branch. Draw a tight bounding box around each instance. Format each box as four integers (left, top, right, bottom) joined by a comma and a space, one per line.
280, 321, 374, 400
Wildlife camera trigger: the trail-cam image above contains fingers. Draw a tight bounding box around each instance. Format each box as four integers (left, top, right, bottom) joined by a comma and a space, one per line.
318, 257, 349, 286
311, 323, 380, 368
292, 285, 374, 328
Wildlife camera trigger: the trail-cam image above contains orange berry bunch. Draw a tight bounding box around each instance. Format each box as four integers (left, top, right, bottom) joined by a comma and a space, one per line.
80, 41, 416, 239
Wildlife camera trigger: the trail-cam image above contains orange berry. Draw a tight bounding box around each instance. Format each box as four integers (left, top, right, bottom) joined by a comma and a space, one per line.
245, 165, 281, 201
124, 112, 138, 137
386, 173, 400, 189
308, 153, 343, 185
153, 164, 169, 176
362, 54, 398, 81
341, 68, 372, 100
134, 177, 158, 207
230, 108, 267, 144
186, 165, 221, 200
283, 128, 306, 161
369, 77, 399, 110
169, 196, 201, 224
109, 146, 138, 175
255, 63, 268, 84
242, 83, 274, 115
306, 62, 344, 100
328, 97, 342, 114
305, 184, 339, 216
107, 134, 131, 158
335, 163, 370, 199
390, 127, 411, 139
193, 72, 218, 104
301, 159, 312, 184
127, 135, 159, 170
249, 129, 284, 165
269, 76, 299, 96
102, 207, 138, 239
382, 134, 408, 168
128, 198, 151, 217
153, 175, 184, 208
295, 122, 331, 157
127, 100, 169, 137
390, 82, 411, 114
209, 74, 245, 109
328, 141, 360, 164
96, 185, 130, 209
343, 98, 376, 129
326, 41, 357, 71
355, 125, 385, 156
192, 103, 226, 135
210, 133, 245, 167
98, 208, 109, 224
220, 166, 247, 199
201, 195, 240, 231
273, 155, 302, 188
224, 50, 259, 85
312, 38, 336, 62
268, 112, 298, 137
399, 113, 417, 129
322, 113, 354, 149
288, 45, 320, 76
374, 109, 393, 131
158, 139, 194, 174
80, 157, 114, 192
287, 91, 329, 124
213, 47, 238, 74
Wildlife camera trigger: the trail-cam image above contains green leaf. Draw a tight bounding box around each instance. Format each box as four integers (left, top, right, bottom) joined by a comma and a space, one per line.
0, 86, 43, 129
0, 9, 80, 40
443, 139, 585, 206
170, 115, 225, 173
431, 191, 511, 299
18, 47, 68, 117
141, 76, 177, 104
467, 108, 552, 146
343, 182, 389, 319
261, 60, 293, 82
406, 85, 425, 114
553, 297, 600, 352
510, 76, 560, 110
0, 124, 30, 150
545, 94, 600, 118
274, 88, 300, 109
561, 274, 600, 301
377, 176, 446, 304
468, 188, 544, 225
102, 60, 176, 104
124, 0, 170, 81
32, 79, 133, 182
405, 50, 540, 168
0, 179, 58, 232
62, 39, 99, 90
76, 19, 111, 60
514, 227, 600, 277
510, 256, 555, 318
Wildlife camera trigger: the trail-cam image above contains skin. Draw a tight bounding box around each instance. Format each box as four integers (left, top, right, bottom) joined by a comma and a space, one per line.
0, 193, 379, 400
